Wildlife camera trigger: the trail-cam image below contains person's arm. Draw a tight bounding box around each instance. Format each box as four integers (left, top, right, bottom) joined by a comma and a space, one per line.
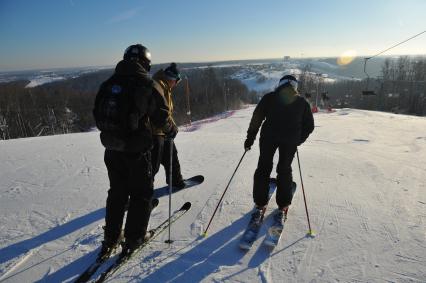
149, 88, 175, 134
300, 100, 315, 145
244, 95, 268, 149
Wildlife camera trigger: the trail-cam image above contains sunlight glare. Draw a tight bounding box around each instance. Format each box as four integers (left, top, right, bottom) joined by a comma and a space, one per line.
337, 50, 357, 66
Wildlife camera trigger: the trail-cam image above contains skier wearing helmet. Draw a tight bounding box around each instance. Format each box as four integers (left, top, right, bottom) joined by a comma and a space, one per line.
96, 44, 169, 257
244, 75, 314, 225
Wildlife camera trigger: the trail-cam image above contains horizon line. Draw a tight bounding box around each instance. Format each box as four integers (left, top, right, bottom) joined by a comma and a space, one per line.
2, 53, 426, 73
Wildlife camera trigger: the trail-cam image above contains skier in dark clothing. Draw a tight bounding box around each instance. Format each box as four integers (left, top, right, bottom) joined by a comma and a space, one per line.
151, 63, 186, 189
244, 74, 314, 223
96, 44, 170, 256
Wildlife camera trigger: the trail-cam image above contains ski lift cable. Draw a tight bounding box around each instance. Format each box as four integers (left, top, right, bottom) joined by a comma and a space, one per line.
365, 30, 426, 61
363, 30, 426, 82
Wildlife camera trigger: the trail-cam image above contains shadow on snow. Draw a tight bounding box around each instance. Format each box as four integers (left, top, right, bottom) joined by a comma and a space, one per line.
2, 205, 309, 282
139, 213, 267, 282
0, 208, 105, 267
0, 182, 191, 271
141, 212, 309, 283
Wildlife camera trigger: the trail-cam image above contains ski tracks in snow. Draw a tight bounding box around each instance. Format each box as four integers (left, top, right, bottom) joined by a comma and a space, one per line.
0, 218, 103, 282
0, 249, 37, 282
257, 259, 272, 283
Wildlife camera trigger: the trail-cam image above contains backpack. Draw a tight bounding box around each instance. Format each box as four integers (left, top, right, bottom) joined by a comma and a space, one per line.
93, 75, 140, 136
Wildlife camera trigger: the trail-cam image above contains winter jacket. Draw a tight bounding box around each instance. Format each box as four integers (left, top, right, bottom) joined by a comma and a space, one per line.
246, 87, 314, 145
151, 69, 176, 136
99, 59, 169, 153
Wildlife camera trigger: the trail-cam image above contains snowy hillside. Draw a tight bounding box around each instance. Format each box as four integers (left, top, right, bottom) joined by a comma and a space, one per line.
0, 67, 111, 87
231, 60, 356, 93
1, 56, 387, 90
0, 107, 425, 283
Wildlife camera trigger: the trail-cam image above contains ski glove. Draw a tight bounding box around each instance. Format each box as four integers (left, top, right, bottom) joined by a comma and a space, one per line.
244, 138, 254, 150
166, 123, 178, 139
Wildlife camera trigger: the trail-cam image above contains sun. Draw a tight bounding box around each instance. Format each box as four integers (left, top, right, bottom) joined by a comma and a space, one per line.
337, 50, 357, 66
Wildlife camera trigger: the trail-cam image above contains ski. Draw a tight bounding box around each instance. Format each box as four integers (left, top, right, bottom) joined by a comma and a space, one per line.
179, 175, 204, 191
239, 178, 277, 250
73, 198, 159, 283
264, 182, 296, 248
154, 175, 204, 198
94, 201, 192, 283
74, 242, 120, 283
263, 208, 288, 247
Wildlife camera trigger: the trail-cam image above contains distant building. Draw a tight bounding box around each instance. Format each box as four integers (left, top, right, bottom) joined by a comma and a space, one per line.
283, 56, 291, 61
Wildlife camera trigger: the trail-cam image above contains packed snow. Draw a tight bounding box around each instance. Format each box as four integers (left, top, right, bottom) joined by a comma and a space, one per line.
0, 106, 425, 282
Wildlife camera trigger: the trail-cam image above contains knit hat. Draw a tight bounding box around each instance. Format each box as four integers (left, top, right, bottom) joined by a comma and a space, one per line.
164, 63, 181, 83
277, 75, 298, 91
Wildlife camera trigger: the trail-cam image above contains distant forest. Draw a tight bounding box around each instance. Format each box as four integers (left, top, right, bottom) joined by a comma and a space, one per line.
298, 56, 426, 116
0, 66, 257, 140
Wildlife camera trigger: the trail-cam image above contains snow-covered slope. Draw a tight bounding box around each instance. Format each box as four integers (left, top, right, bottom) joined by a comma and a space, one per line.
231, 60, 358, 93
0, 107, 425, 282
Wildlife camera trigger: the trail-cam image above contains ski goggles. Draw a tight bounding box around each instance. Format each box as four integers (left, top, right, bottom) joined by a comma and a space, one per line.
277, 78, 298, 91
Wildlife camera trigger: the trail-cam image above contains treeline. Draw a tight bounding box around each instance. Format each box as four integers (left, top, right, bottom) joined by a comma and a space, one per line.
0, 66, 257, 139
301, 56, 426, 116
172, 67, 257, 125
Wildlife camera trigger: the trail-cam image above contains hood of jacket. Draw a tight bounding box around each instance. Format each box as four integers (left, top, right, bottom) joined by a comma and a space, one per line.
115, 59, 151, 83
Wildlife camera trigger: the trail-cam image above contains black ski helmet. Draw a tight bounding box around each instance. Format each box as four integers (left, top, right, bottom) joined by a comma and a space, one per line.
124, 44, 152, 71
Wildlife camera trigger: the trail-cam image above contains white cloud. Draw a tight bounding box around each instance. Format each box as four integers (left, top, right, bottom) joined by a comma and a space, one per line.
108, 8, 140, 24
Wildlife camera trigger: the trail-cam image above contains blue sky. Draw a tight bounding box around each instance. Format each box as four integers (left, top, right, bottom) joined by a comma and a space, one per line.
0, 0, 425, 71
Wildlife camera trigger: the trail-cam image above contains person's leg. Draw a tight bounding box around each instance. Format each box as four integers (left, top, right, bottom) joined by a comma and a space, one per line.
123, 151, 154, 248
163, 139, 184, 187
151, 135, 164, 177
276, 144, 297, 209
253, 138, 278, 208
104, 150, 129, 246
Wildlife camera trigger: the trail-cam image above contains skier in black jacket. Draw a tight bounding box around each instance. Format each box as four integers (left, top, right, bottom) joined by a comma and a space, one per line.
244, 75, 314, 223
96, 44, 169, 256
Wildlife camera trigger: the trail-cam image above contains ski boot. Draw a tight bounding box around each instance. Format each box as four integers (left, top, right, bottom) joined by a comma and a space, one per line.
249, 206, 266, 228
99, 231, 124, 260
120, 231, 153, 257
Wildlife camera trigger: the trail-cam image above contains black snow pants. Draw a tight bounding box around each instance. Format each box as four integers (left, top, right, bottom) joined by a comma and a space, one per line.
253, 138, 297, 209
151, 135, 183, 185
104, 149, 153, 243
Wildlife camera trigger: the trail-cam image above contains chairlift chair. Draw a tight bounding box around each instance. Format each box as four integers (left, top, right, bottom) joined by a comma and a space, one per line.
362, 58, 377, 96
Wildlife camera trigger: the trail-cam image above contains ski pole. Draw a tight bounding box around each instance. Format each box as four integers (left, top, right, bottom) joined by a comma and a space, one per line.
165, 138, 174, 244
202, 149, 248, 237
296, 149, 315, 237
